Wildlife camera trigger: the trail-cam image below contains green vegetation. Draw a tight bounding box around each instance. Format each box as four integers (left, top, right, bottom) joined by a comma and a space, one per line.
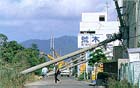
0, 33, 46, 87
107, 78, 138, 88
88, 49, 107, 66
96, 72, 138, 87
78, 71, 88, 81
0, 61, 27, 88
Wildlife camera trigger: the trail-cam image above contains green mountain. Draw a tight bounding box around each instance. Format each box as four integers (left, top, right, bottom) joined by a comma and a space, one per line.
21, 36, 78, 56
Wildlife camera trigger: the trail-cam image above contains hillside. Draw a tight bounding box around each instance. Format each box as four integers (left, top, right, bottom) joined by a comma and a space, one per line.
21, 36, 78, 55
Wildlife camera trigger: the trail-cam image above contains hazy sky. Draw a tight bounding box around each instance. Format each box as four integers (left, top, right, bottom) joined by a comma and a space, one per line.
0, 0, 117, 42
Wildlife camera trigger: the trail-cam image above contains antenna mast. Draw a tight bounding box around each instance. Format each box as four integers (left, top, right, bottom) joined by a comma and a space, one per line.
50, 34, 55, 58
106, 0, 109, 21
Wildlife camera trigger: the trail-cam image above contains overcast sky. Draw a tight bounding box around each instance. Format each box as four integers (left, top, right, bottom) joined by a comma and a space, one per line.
0, 0, 118, 42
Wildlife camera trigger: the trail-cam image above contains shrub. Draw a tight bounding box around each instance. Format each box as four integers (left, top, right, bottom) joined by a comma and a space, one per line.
0, 61, 30, 88
78, 72, 87, 81
107, 78, 138, 88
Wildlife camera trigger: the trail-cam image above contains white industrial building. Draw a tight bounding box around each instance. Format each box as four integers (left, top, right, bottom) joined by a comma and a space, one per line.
77, 12, 120, 77
78, 12, 119, 48
78, 12, 120, 54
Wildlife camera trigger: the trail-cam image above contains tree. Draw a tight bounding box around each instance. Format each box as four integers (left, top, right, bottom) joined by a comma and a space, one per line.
31, 43, 39, 58
88, 49, 107, 66
31, 43, 38, 50
12, 50, 30, 69
1, 41, 24, 62
0, 33, 8, 46
22, 47, 46, 75
0, 34, 46, 75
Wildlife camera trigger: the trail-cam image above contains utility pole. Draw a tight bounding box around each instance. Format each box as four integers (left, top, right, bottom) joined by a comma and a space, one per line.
114, 0, 129, 47
50, 34, 55, 58
114, 0, 129, 58
106, 0, 109, 21
47, 51, 111, 76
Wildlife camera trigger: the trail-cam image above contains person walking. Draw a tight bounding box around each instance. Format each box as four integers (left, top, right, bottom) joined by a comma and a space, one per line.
54, 65, 61, 83
41, 67, 48, 79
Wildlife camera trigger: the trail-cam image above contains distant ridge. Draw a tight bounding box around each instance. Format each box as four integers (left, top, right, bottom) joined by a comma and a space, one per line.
21, 36, 78, 55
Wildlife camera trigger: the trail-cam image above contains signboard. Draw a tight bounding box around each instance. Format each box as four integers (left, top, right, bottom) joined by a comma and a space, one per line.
78, 34, 106, 48
128, 48, 140, 62
90, 34, 106, 45
129, 53, 140, 62
80, 63, 86, 74
78, 34, 90, 48
91, 63, 103, 84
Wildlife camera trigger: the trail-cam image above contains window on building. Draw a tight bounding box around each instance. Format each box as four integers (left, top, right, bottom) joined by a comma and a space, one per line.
80, 31, 95, 34
99, 15, 105, 21
87, 31, 95, 34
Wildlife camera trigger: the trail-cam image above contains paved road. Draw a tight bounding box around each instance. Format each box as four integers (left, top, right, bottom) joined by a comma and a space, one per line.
24, 76, 100, 88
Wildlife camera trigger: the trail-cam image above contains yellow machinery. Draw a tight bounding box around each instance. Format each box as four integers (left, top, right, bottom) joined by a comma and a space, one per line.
46, 54, 54, 60
79, 63, 86, 74
47, 50, 68, 69
91, 63, 103, 83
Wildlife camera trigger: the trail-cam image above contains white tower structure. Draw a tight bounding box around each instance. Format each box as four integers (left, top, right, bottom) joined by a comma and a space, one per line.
50, 34, 55, 58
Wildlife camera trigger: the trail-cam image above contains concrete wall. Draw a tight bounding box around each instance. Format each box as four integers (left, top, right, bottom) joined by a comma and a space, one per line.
103, 62, 118, 75
130, 61, 140, 84
113, 46, 124, 61
81, 12, 107, 22
80, 21, 119, 32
